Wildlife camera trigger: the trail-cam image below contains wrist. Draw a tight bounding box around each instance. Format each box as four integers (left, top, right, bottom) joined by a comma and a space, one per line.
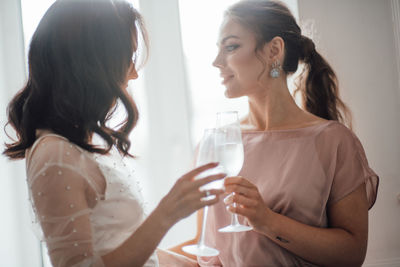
260, 208, 278, 236
152, 203, 176, 231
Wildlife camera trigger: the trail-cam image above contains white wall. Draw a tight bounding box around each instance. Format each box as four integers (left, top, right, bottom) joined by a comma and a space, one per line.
0, 0, 42, 266
298, 0, 400, 266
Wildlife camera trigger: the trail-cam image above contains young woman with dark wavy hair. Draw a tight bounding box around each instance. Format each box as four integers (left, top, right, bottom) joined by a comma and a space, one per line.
175, 1, 379, 266
3, 0, 225, 266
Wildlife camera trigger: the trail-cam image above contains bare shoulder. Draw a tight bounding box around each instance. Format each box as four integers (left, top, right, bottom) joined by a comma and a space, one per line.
298, 112, 327, 127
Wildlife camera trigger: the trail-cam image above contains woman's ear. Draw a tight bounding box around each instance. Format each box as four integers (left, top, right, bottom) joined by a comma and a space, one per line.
263, 36, 285, 62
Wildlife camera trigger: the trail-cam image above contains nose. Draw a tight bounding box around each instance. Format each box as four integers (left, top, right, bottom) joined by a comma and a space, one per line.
212, 51, 224, 68
129, 64, 139, 80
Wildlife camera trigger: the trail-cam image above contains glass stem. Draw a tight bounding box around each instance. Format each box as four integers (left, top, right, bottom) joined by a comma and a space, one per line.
231, 195, 240, 226
198, 206, 209, 247
231, 213, 240, 226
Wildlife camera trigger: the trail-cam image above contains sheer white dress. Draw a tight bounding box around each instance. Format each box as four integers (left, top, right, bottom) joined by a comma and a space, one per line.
25, 131, 159, 267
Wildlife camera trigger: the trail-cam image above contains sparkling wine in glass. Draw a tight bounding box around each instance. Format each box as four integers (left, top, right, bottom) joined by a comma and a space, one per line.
216, 111, 253, 233
182, 128, 223, 256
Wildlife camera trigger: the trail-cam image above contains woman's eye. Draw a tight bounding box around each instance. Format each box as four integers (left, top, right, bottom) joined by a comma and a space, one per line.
225, 44, 239, 52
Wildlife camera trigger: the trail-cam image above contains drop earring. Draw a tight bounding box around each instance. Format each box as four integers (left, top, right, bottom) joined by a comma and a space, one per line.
270, 60, 281, 78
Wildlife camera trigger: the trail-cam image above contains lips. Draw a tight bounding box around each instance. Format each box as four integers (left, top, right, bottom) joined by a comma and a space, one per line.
221, 74, 234, 84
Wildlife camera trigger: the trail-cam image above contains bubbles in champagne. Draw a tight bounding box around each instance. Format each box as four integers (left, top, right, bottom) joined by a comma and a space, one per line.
217, 143, 244, 176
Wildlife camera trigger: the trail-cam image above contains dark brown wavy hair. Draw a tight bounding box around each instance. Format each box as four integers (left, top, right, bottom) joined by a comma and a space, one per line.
4, 0, 148, 159
226, 0, 352, 127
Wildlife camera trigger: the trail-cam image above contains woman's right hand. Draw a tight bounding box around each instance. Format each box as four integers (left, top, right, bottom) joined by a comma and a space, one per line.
157, 162, 225, 228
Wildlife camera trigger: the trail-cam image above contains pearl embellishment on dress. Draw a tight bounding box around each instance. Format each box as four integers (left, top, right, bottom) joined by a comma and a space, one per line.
27, 139, 155, 264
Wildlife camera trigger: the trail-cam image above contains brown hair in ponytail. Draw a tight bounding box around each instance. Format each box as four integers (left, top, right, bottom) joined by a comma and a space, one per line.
226, 0, 352, 127
297, 36, 352, 127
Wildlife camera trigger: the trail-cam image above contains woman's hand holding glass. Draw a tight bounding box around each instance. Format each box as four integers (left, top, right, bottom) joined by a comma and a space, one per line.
157, 162, 225, 229
223, 176, 273, 233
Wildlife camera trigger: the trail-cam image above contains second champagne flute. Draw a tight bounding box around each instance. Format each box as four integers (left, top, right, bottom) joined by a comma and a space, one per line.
182, 128, 224, 256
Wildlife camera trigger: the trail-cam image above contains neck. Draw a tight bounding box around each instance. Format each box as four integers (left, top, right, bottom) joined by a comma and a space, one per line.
246, 79, 305, 131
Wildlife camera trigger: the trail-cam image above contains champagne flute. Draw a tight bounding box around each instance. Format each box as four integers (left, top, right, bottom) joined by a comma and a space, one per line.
182, 128, 224, 256
216, 111, 253, 233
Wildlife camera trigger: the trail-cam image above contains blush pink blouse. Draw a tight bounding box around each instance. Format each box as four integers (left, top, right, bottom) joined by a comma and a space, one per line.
199, 121, 378, 267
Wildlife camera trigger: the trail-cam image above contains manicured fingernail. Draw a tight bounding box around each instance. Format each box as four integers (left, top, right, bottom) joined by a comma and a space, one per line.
223, 195, 229, 203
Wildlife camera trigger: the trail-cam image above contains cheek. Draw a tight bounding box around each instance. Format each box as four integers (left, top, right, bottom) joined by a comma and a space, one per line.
230, 52, 264, 84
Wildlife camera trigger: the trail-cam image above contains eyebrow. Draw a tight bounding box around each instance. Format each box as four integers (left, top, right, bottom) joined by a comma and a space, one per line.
218, 35, 240, 46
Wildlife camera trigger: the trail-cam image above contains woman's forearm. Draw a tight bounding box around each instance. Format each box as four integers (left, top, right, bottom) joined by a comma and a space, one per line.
102, 206, 174, 267
261, 211, 365, 267
225, 178, 368, 266
101, 165, 225, 267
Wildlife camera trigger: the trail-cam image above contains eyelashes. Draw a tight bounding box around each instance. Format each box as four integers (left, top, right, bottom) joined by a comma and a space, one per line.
225, 44, 240, 52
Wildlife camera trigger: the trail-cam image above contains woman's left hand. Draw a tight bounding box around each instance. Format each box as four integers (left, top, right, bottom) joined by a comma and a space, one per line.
224, 176, 273, 233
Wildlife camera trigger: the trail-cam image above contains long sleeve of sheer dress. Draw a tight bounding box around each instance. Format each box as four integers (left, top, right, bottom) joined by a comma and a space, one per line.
26, 135, 106, 267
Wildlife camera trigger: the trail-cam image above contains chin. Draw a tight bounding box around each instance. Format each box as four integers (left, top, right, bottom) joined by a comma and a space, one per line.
224, 88, 243, 99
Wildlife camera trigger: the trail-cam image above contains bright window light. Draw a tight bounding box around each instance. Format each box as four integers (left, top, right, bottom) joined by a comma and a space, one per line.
178, 0, 248, 144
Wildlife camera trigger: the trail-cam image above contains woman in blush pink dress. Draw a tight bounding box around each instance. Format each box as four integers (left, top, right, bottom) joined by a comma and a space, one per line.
179, 0, 379, 266
3, 1, 225, 266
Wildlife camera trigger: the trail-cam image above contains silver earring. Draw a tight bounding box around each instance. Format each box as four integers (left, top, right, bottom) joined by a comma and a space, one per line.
270, 60, 281, 78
